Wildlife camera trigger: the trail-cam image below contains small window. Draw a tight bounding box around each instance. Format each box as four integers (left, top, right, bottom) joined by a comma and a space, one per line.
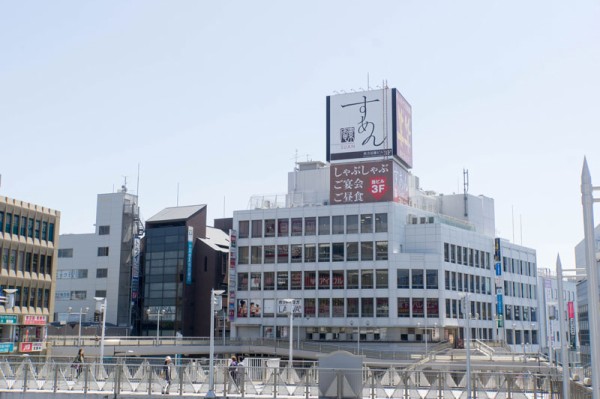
97, 247, 109, 257
96, 268, 108, 278
95, 290, 107, 298
58, 248, 74, 258
99, 225, 110, 235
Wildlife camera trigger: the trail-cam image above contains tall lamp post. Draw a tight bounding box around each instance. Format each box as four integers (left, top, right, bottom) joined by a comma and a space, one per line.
206, 289, 225, 399
461, 294, 472, 399
93, 297, 107, 365
146, 308, 166, 342
283, 299, 294, 369
68, 306, 89, 346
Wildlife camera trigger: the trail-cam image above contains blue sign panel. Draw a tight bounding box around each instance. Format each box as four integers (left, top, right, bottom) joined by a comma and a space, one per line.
0, 343, 14, 353
495, 262, 502, 276
496, 294, 503, 315
186, 227, 193, 285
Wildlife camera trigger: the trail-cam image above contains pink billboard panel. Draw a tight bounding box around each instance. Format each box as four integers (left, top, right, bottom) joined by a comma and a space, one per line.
393, 89, 413, 169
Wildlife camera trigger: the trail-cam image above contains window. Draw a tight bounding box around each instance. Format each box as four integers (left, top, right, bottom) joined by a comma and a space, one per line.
361, 241, 373, 261
318, 216, 330, 235
264, 272, 275, 290
277, 271, 289, 290
427, 298, 439, 318
398, 297, 410, 317
250, 246, 262, 264
332, 243, 344, 262
238, 273, 248, 290
48, 223, 55, 242
346, 215, 359, 234
332, 215, 344, 234
4, 213, 11, 233
318, 243, 331, 262
346, 242, 359, 261
0, 212, 3, 231
264, 245, 275, 264
250, 272, 261, 290
361, 270, 373, 289
58, 248, 74, 258
304, 271, 316, 289
347, 298, 359, 317
412, 269, 424, 289
304, 217, 316, 235
376, 298, 389, 317
426, 270, 438, 289
251, 220, 262, 238
277, 219, 289, 236
332, 271, 344, 289
361, 297, 374, 317
238, 247, 249, 264
264, 220, 276, 237
361, 214, 373, 233
397, 269, 410, 289
99, 225, 110, 235
375, 269, 388, 288
97, 247, 109, 257
375, 213, 387, 232
96, 268, 108, 278
332, 298, 344, 317
444, 243, 449, 262
318, 298, 330, 317
34, 220, 40, 239
304, 244, 316, 262
239, 221, 249, 238
304, 298, 316, 317
71, 291, 87, 300
13, 215, 20, 235
277, 245, 289, 263
412, 298, 425, 317
375, 241, 388, 260
290, 245, 302, 263
291, 218, 303, 236
346, 270, 359, 289
291, 271, 302, 290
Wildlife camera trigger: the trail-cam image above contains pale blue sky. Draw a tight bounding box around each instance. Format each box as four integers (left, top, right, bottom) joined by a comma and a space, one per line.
1, 1, 599, 271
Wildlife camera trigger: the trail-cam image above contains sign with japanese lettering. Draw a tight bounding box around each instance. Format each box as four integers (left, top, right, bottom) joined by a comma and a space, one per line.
277, 299, 303, 315
228, 229, 237, 322
326, 88, 413, 167
186, 227, 193, 285
330, 159, 409, 205
0, 315, 17, 324
22, 315, 47, 325
19, 342, 44, 353
0, 343, 13, 353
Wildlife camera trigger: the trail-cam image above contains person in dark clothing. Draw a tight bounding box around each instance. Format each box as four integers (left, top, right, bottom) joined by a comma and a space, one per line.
162, 356, 172, 394
72, 348, 85, 378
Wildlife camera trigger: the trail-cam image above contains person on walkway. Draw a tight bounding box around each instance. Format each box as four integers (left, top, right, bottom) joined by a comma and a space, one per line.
72, 348, 85, 378
161, 356, 172, 394
228, 355, 238, 384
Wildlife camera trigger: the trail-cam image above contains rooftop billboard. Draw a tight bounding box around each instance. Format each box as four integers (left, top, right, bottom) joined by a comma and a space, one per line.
326, 88, 412, 168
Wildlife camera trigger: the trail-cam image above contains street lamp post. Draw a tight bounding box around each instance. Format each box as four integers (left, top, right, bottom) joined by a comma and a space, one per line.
93, 297, 107, 365
146, 308, 166, 342
68, 306, 89, 346
283, 299, 294, 369
206, 289, 225, 399
556, 255, 570, 399
462, 294, 472, 399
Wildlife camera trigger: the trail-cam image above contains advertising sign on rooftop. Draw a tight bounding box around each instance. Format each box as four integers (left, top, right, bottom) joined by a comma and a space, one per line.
326, 88, 412, 167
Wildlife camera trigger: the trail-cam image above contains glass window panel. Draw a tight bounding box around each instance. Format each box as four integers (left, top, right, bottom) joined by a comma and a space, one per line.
291, 271, 302, 290
318, 216, 330, 235
398, 297, 410, 317
346, 242, 359, 261
332, 215, 344, 234
332, 298, 344, 317
264, 272, 275, 290
237, 273, 248, 290
361, 270, 373, 289
361, 241, 373, 261
304, 298, 316, 317
304, 244, 316, 262
375, 241, 388, 260
397, 269, 410, 289
361, 297, 374, 317
277, 271, 288, 290
264, 245, 275, 264
251, 220, 262, 238
277, 245, 289, 263
290, 244, 302, 263
304, 217, 316, 235
265, 219, 276, 237
412, 298, 425, 317
427, 298, 439, 318
278, 219, 289, 236
318, 298, 330, 317
291, 218, 303, 236
332, 243, 344, 262
318, 243, 330, 262
250, 272, 261, 290
238, 247, 249, 264
426, 269, 438, 289
360, 214, 373, 233
319, 271, 330, 289
375, 269, 388, 288
376, 297, 389, 317
332, 270, 344, 289
346, 298, 359, 317
250, 246, 262, 264
412, 269, 424, 289
304, 271, 316, 289
375, 213, 387, 232
346, 270, 359, 289
346, 215, 359, 234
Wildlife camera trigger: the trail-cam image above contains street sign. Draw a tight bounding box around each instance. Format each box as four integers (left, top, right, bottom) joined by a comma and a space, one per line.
0, 315, 18, 324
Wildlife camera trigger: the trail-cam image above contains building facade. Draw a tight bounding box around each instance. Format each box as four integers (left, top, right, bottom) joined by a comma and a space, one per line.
55, 189, 141, 329
0, 196, 60, 354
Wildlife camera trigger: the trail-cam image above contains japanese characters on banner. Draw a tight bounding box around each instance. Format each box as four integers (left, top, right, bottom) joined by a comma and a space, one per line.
19, 342, 44, 353
23, 315, 47, 325
330, 159, 409, 205
568, 301, 576, 348
326, 88, 413, 168
131, 236, 140, 300
228, 230, 237, 322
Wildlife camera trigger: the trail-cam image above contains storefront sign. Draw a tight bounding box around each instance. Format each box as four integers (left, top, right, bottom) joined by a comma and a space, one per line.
19, 342, 44, 353
0, 343, 14, 353
22, 315, 47, 325
186, 227, 193, 285
0, 315, 18, 324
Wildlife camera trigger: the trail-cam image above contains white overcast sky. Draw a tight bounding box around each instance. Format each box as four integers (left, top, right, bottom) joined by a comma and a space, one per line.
1, 1, 599, 271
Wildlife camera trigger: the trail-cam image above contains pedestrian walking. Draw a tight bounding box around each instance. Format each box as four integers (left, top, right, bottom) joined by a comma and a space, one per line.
161, 356, 172, 394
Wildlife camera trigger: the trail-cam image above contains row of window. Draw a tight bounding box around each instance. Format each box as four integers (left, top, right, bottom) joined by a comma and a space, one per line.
503, 280, 537, 299
235, 296, 440, 318
0, 212, 55, 242
55, 289, 106, 301
0, 285, 50, 309
443, 243, 492, 269
443, 271, 492, 295
238, 213, 388, 239
56, 268, 108, 279
238, 241, 388, 265
444, 299, 494, 320
58, 247, 110, 258
506, 329, 538, 345
502, 256, 536, 277
504, 304, 538, 322
0, 247, 53, 276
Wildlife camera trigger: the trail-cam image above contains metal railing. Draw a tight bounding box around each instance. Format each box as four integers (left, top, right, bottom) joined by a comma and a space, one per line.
0, 355, 592, 398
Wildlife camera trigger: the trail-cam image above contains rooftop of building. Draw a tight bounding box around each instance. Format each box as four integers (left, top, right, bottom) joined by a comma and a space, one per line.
146, 204, 206, 223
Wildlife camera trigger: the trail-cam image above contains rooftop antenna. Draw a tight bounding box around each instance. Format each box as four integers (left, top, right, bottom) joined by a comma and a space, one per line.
463, 169, 469, 217
121, 176, 128, 192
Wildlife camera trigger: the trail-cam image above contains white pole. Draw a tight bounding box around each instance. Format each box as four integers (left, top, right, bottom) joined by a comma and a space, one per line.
207, 289, 217, 398
289, 311, 293, 368
582, 159, 600, 399
465, 295, 472, 399
78, 308, 83, 346
100, 299, 106, 365
556, 255, 570, 399
157, 310, 160, 342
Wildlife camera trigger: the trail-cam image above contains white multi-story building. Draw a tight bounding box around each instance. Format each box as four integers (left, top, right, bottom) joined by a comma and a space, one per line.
230, 162, 539, 350
55, 188, 141, 328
